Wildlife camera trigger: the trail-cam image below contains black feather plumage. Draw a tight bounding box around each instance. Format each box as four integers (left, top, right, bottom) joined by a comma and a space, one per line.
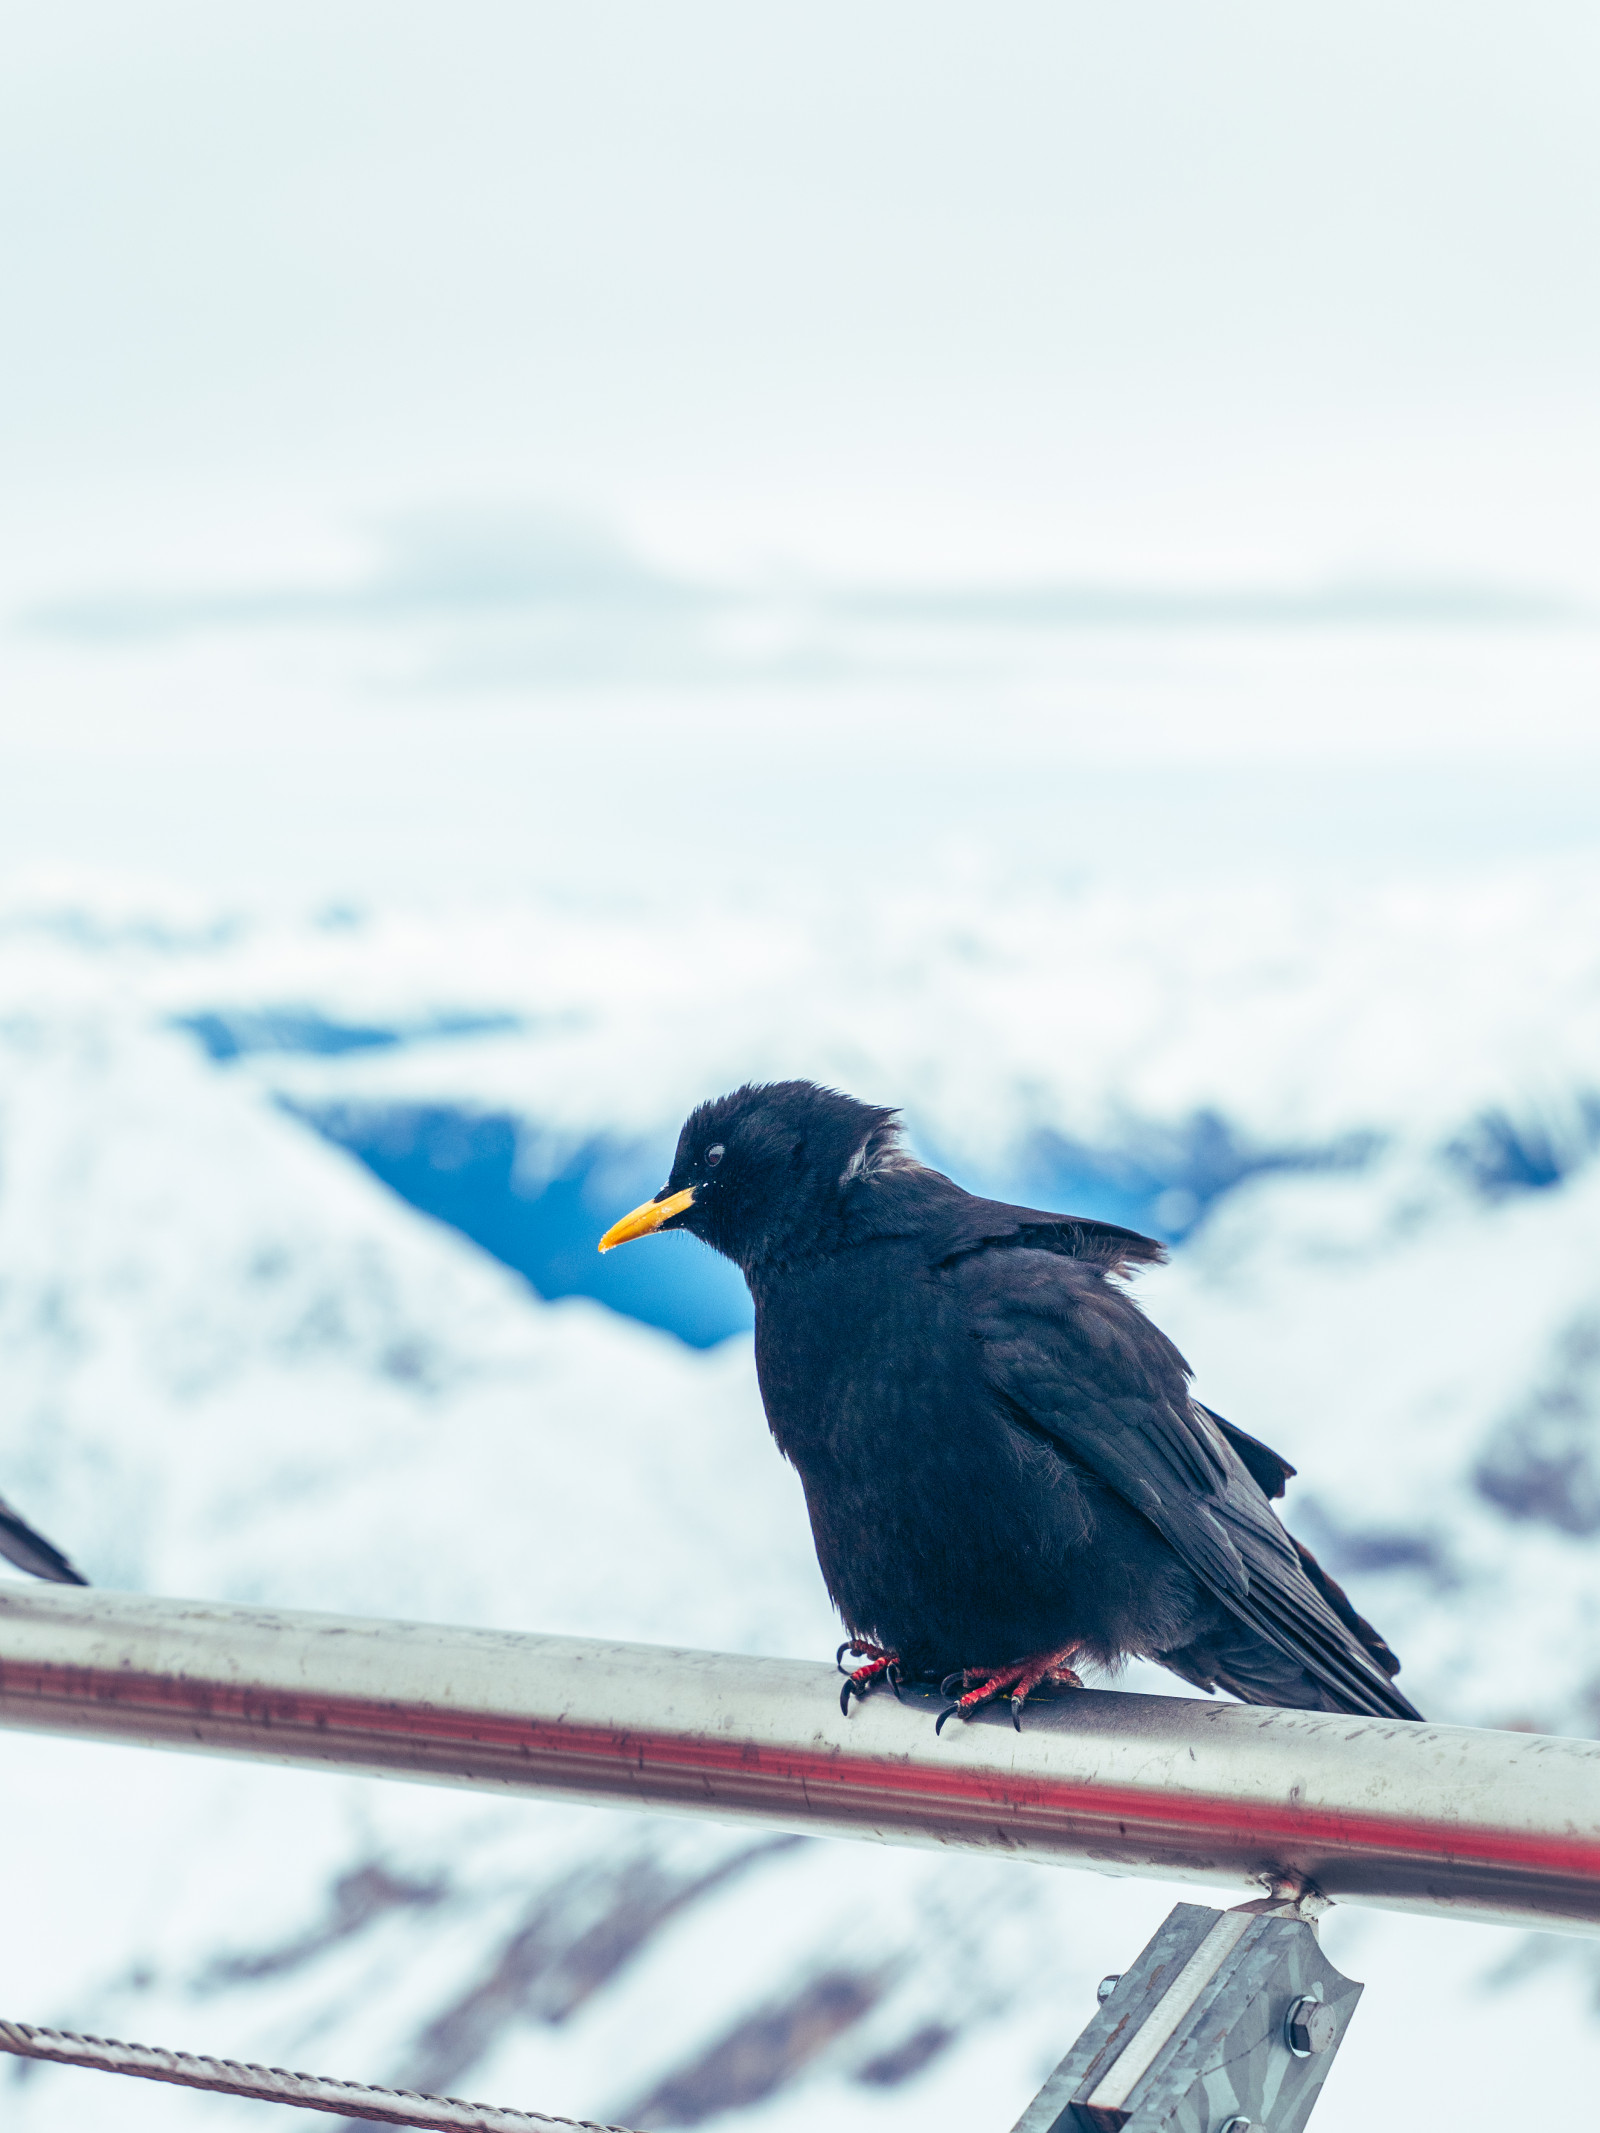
616, 1080, 1419, 1722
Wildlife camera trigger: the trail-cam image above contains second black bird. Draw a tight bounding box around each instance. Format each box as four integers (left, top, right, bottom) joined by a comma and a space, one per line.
600, 1081, 1420, 1728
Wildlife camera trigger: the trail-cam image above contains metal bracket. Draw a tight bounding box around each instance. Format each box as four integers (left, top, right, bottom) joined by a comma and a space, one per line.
1012, 1889, 1360, 2133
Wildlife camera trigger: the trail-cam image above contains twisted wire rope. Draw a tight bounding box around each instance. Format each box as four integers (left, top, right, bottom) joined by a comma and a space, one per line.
0, 2018, 639, 2133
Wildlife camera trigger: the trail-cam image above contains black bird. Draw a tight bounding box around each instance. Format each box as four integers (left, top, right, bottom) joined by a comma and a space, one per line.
600, 1082, 1419, 1728
0, 1491, 87, 1586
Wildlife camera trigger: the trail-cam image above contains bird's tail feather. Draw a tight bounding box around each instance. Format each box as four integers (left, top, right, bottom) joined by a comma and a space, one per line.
1214, 1574, 1423, 1720
1162, 1606, 1421, 1721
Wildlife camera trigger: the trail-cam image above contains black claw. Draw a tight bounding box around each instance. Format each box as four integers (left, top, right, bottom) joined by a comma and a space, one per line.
887, 1664, 904, 1704
836, 1642, 856, 1675
939, 1672, 966, 1699
840, 1678, 854, 1717
1011, 1697, 1025, 1732
935, 1696, 978, 1736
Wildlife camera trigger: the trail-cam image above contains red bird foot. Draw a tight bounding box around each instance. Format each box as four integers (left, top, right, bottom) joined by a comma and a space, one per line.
935, 1646, 1085, 1734
837, 1640, 905, 1715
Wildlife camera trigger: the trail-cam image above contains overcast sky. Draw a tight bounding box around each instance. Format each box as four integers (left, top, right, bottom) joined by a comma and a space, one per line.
6, 1, 1599, 587
4, 3, 1600, 896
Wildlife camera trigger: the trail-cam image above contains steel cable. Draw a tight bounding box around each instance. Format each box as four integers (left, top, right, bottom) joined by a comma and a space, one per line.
0, 2018, 639, 2133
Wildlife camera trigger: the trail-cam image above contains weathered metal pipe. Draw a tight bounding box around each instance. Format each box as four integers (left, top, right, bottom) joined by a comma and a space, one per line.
0, 1587, 1594, 1933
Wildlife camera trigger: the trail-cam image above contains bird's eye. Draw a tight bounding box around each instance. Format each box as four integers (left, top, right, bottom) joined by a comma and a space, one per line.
705, 1143, 725, 1168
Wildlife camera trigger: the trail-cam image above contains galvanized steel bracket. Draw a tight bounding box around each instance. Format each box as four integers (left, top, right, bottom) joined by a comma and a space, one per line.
1013, 1894, 1360, 2133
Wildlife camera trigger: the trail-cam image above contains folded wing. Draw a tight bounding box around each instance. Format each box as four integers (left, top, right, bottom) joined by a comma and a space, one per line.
958, 1246, 1420, 1720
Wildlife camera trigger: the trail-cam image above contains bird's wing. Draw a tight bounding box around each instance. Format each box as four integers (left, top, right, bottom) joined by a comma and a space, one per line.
853, 1165, 1167, 1276
1198, 1405, 1296, 1499
958, 1247, 1419, 1719
1284, 1532, 1403, 1680
934, 1193, 1168, 1277
0, 1494, 88, 1585
1195, 1404, 1400, 1679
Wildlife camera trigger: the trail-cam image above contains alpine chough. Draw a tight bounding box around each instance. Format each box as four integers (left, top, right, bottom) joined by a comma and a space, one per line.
600, 1081, 1420, 1727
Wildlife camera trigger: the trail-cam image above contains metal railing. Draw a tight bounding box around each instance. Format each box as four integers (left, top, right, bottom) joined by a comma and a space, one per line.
0, 1586, 1595, 1935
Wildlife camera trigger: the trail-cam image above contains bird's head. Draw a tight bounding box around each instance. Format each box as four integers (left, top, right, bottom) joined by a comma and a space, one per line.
597, 1080, 906, 1274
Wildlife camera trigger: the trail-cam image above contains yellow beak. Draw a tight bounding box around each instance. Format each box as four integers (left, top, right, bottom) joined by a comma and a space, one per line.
597, 1185, 698, 1253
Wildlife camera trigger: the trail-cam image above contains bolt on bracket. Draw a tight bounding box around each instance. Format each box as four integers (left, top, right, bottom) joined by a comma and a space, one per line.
1012, 1889, 1360, 2133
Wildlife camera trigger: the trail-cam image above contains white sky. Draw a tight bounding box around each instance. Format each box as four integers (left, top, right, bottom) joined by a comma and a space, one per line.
3, 2, 1599, 895
6, 1, 1600, 585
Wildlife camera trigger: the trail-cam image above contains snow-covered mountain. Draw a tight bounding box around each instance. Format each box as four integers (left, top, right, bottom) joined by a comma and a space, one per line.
1, 867, 1599, 2133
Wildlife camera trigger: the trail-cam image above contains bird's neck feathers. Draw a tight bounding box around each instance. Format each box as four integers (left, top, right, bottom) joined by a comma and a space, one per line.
733, 1110, 921, 1279
838, 1115, 914, 1186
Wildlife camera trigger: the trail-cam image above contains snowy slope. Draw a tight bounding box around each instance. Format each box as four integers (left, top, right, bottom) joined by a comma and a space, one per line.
88, 861, 1600, 1164
1, 872, 1599, 2132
